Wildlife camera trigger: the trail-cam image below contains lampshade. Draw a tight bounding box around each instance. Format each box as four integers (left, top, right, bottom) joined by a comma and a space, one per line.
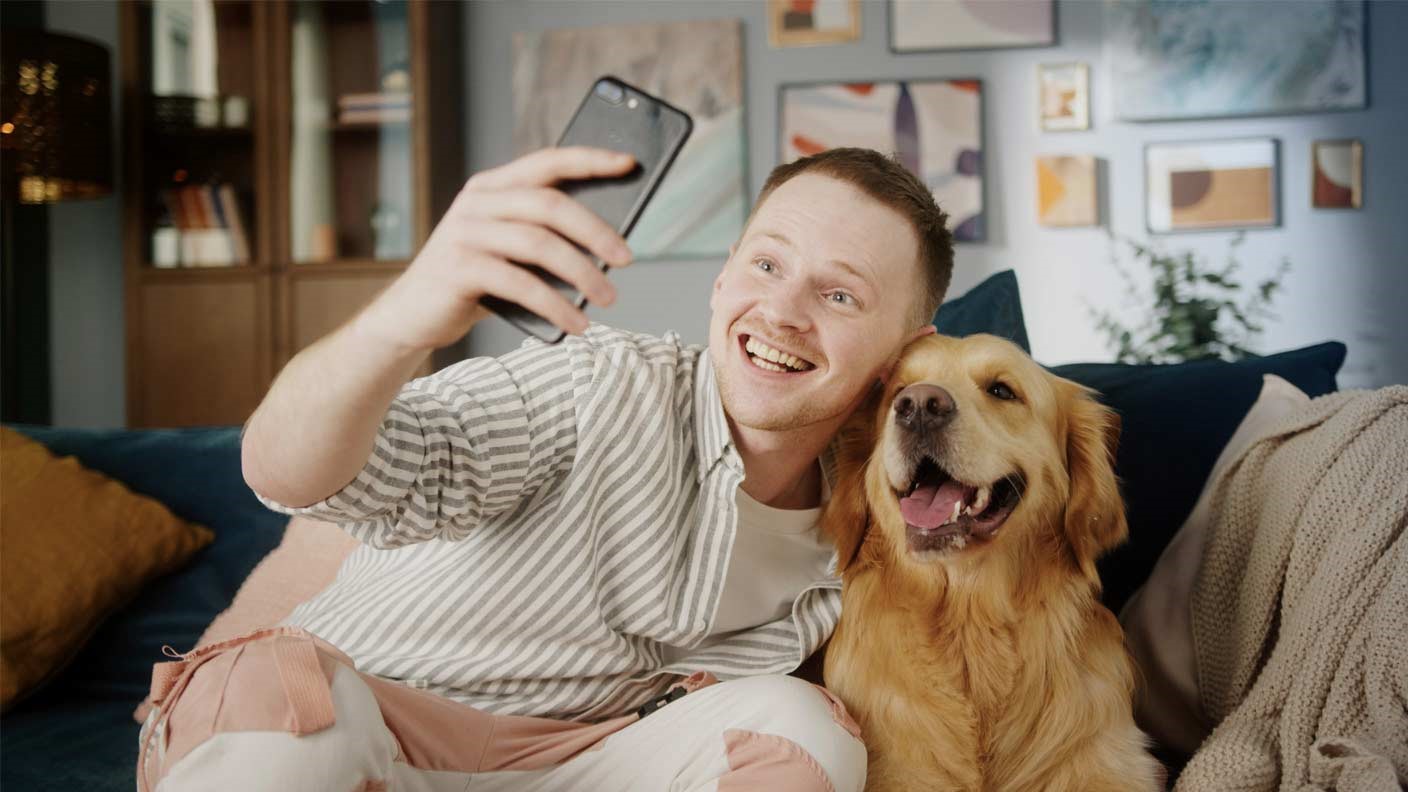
0, 29, 112, 204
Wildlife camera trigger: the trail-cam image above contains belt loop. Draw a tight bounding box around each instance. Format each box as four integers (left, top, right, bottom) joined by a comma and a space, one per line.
273, 637, 337, 735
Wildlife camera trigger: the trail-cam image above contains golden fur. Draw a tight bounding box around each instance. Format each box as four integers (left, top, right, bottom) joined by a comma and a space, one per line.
822, 334, 1162, 792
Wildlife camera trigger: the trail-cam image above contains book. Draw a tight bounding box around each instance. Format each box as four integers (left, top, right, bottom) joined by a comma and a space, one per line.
338, 106, 412, 125
217, 183, 251, 264
337, 91, 411, 109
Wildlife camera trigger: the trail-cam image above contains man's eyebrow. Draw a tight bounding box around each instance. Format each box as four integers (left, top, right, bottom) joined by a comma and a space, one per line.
756, 231, 873, 288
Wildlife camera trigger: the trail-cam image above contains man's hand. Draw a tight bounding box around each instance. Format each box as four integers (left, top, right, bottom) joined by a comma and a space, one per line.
356, 146, 637, 353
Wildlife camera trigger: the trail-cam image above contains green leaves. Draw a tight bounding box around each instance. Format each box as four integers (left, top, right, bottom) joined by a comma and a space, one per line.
1088, 232, 1291, 364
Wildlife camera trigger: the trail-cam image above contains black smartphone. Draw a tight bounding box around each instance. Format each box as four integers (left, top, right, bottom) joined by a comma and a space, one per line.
483, 76, 694, 343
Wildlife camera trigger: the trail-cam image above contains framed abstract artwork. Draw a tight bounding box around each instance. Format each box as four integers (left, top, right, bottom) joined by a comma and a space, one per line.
890, 0, 1054, 53
1106, 0, 1366, 121
512, 19, 746, 259
1039, 63, 1089, 131
779, 79, 985, 241
1036, 155, 1098, 227
1311, 139, 1363, 209
769, 0, 861, 48
1145, 139, 1280, 234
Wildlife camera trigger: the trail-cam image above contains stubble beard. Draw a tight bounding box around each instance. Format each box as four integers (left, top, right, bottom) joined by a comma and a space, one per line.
713, 359, 845, 432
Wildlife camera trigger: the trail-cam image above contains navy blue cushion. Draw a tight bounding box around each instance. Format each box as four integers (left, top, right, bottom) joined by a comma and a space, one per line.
0, 425, 289, 792
933, 270, 1030, 353
1052, 342, 1347, 612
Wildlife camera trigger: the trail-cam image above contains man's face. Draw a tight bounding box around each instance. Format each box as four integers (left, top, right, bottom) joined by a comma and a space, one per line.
709, 172, 923, 433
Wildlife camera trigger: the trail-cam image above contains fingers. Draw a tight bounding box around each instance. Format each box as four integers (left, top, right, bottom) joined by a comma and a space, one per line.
467, 219, 616, 308
482, 187, 633, 269
472, 257, 590, 335
468, 146, 636, 192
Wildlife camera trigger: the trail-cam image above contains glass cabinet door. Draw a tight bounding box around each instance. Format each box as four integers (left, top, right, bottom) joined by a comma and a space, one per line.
140, 0, 263, 269
287, 0, 414, 264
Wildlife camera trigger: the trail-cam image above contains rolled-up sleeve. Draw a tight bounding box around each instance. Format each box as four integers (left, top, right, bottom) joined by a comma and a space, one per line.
253, 334, 592, 548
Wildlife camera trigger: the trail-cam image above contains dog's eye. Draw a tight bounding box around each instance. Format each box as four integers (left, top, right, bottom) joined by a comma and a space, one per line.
987, 382, 1018, 401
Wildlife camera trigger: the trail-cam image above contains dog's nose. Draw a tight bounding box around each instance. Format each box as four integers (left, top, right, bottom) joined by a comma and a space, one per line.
894, 383, 956, 431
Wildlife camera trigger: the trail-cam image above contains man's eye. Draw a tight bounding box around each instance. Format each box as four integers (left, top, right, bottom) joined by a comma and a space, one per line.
987, 382, 1017, 401
753, 257, 775, 274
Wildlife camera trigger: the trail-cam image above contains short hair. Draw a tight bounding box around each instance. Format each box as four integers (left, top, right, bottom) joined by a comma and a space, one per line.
748, 147, 954, 326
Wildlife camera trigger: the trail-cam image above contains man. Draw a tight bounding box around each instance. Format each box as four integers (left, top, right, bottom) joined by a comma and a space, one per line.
137, 146, 953, 792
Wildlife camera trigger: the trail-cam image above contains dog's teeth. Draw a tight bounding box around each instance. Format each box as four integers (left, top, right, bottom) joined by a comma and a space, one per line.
950, 500, 962, 524
971, 486, 991, 515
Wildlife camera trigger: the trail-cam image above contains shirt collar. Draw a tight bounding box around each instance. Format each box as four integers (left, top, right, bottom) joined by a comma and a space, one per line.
693, 348, 738, 481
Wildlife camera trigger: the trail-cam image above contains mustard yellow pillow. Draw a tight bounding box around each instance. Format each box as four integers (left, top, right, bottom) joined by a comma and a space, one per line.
0, 427, 213, 712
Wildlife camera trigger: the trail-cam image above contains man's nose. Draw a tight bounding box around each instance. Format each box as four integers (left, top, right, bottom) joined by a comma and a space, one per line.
757, 282, 814, 333
893, 383, 956, 432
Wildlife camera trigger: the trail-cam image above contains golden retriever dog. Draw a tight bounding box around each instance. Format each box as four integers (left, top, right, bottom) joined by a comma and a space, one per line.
822, 334, 1162, 792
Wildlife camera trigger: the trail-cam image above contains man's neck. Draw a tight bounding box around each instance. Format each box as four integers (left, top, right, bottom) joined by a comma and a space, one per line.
728, 416, 841, 510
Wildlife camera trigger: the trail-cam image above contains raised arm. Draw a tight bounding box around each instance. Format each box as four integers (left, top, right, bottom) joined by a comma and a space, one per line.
241, 147, 635, 516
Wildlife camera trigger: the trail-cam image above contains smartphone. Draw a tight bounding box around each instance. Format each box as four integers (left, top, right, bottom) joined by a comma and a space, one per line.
483, 76, 694, 343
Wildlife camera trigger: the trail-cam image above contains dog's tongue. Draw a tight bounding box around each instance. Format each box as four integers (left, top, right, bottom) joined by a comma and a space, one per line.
901, 479, 970, 529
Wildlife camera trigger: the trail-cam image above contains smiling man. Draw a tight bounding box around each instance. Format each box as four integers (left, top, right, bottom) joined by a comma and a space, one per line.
138, 147, 953, 792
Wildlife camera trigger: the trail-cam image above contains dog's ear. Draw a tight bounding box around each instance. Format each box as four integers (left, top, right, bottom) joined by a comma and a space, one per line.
1061, 384, 1127, 584
824, 389, 880, 575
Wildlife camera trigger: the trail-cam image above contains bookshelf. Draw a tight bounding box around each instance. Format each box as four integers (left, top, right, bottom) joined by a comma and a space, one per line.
121, 0, 462, 427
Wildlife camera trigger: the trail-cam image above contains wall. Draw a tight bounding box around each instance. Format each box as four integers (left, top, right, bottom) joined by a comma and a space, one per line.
463, 0, 1408, 388
42, 0, 125, 427
32, 0, 1408, 427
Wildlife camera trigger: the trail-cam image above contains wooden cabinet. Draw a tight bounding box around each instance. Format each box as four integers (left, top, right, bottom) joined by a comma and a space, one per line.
120, 0, 462, 427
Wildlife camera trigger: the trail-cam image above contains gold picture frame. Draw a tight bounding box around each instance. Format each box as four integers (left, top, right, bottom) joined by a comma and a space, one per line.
769, 0, 861, 48
1311, 139, 1363, 209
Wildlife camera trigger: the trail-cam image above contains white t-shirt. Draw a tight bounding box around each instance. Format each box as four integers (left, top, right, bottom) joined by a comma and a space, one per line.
663, 473, 835, 663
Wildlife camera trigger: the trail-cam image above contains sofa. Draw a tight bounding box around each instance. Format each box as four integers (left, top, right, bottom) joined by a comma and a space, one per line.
0, 271, 1349, 790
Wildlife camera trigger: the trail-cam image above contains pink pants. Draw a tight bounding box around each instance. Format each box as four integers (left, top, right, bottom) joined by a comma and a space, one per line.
137, 626, 866, 792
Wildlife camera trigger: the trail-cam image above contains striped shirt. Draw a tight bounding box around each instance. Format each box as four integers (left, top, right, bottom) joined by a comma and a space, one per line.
253, 324, 843, 722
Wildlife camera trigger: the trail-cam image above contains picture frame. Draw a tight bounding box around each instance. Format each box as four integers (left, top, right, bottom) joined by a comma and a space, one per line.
1311, 139, 1363, 209
769, 0, 861, 48
779, 78, 986, 242
1106, 0, 1365, 121
1038, 62, 1089, 132
1144, 138, 1280, 234
1036, 155, 1098, 227
889, 0, 1054, 53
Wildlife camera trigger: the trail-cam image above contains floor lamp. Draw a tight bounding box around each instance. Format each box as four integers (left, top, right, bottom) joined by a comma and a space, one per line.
1, 27, 112, 424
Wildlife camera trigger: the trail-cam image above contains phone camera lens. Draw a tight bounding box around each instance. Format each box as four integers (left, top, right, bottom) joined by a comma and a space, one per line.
595, 80, 625, 105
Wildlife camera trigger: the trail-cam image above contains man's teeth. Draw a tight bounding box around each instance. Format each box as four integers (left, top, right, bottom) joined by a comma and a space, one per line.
745, 337, 811, 371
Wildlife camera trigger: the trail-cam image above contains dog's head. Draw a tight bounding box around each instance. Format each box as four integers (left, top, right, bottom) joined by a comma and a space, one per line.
825, 334, 1126, 585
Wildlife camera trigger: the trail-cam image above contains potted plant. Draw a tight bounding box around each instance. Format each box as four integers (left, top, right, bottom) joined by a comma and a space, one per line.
1089, 233, 1291, 364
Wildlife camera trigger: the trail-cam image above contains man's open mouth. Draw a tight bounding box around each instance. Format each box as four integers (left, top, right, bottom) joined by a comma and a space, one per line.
897, 456, 1023, 553
739, 334, 816, 374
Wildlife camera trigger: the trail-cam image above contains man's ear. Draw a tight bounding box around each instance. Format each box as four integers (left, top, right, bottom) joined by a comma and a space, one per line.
1061, 383, 1128, 584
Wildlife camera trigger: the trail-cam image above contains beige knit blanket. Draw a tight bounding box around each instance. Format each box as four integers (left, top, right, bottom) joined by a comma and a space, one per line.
1176, 386, 1408, 792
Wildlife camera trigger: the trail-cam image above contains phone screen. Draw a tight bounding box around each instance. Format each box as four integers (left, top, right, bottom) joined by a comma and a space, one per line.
483, 77, 694, 343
